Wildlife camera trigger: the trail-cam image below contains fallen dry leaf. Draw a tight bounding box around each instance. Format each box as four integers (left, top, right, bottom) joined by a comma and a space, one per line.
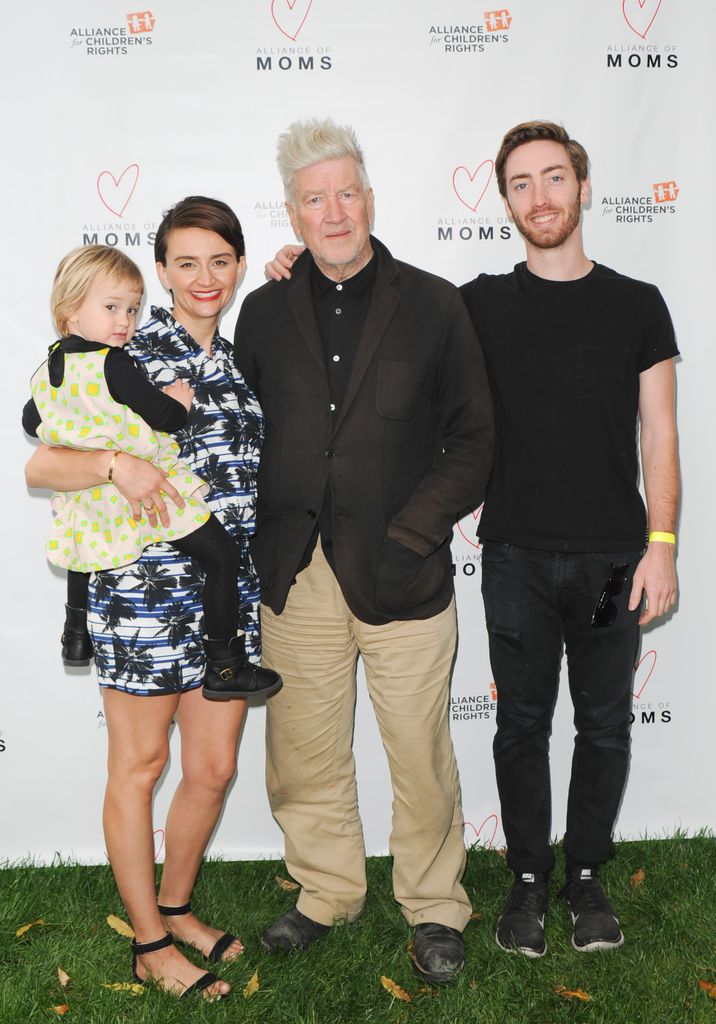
274, 875, 299, 892
51, 1005, 69, 1016
57, 967, 71, 988
381, 976, 412, 1003
101, 982, 145, 995
16, 918, 45, 938
630, 867, 646, 889
555, 984, 591, 1002
469, 979, 478, 990
106, 914, 135, 939
495, 847, 507, 859
406, 940, 417, 964
243, 968, 259, 998
699, 980, 716, 999
469, 911, 483, 920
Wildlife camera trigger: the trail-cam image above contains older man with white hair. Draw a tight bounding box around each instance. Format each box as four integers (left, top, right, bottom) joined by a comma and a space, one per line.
234, 118, 494, 983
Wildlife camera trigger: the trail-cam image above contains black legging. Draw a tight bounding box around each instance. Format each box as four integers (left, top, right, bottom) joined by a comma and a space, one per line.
68, 513, 240, 641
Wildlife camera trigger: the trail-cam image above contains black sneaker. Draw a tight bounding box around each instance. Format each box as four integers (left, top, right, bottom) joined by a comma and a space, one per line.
559, 868, 624, 952
495, 873, 548, 958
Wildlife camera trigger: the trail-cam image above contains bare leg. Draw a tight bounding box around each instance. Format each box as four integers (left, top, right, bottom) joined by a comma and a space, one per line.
158, 686, 248, 960
102, 688, 230, 999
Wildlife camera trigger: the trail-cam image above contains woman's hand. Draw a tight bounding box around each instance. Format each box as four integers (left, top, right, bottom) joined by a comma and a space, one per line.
163, 379, 195, 412
111, 452, 184, 527
25, 446, 183, 529
264, 244, 305, 281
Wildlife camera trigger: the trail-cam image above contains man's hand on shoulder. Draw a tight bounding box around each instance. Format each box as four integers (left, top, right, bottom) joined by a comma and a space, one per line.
628, 541, 677, 625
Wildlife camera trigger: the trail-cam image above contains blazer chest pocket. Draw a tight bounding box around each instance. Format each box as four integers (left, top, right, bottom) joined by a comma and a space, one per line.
376, 360, 426, 420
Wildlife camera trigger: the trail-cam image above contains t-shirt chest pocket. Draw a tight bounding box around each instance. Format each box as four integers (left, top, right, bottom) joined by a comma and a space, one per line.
376, 360, 426, 420
575, 346, 629, 402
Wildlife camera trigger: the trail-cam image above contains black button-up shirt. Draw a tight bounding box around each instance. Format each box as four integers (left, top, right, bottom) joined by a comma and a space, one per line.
303, 254, 377, 574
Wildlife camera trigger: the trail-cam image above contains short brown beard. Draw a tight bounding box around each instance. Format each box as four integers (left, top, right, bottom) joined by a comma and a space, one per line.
510, 191, 582, 250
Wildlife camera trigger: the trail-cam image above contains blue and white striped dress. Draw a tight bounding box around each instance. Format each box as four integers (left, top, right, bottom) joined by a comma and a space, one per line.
88, 306, 263, 695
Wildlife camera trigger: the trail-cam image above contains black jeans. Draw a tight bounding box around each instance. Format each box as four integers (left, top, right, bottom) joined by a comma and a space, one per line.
481, 542, 642, 876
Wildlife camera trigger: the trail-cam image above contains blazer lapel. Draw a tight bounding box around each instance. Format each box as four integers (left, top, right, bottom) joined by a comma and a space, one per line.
286, 260, 325, 372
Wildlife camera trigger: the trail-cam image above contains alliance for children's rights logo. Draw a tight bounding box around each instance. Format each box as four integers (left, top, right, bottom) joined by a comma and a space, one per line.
436, 161, 512, 244
606, 1, 678, 69
254, 198, 291, 231
600, 178, 679, 224
451, 681, 498, 724
428, 9, 511, 53
82, 164, 158, 249
256, 0, 333, 72
69, 10, 155, 56
631, 649, 672, 725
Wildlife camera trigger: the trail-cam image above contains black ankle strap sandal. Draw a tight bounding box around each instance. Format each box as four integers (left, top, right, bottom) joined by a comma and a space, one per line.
131, 930, 223, 999
157, 901, 240, 963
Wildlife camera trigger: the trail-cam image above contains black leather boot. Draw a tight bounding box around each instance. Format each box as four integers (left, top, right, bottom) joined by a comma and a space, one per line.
61, 605, 93, 666
202, 635, 282, 701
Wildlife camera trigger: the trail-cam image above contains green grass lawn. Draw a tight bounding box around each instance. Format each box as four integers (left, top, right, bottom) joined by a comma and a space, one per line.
1, 835, 714, 1023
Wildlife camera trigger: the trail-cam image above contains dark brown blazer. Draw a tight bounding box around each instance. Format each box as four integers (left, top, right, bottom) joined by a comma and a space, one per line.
235, 236, 494, 624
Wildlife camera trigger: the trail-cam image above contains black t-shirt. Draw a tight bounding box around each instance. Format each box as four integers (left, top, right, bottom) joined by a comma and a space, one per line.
460, 262, 679, 551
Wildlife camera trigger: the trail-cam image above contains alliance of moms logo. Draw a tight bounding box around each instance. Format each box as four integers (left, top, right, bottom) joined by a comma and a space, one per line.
600, 178, 679, 224
428, 9, 512, 53
464, 813, 500, 849
69, 10, 155, 56
81, 164, 158, 249
631, 649, 672, 726
437, 161, 512, 245
257, 0, 333, 72
606, 1, 678, 69
453, 504, 484, 583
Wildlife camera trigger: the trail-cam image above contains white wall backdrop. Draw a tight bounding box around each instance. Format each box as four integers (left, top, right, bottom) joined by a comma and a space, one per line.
2, 1, 713, 863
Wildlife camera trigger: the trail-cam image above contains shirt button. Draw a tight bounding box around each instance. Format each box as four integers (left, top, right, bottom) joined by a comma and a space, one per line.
336, 284, 343, 291
335, 308, 342, 315
306, 509, 316, 518
332, 354, 340, 362
330, 403, 336, 411
324, 448, 335, 458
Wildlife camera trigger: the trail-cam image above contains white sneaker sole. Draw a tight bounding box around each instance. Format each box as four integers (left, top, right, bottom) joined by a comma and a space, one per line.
495, 932, 547, 959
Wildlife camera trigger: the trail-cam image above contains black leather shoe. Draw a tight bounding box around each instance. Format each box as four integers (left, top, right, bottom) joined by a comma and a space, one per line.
202, 635, 282, 701
61, 605, 93, 666
260, 908, 331, 952
411, 923, 465, 985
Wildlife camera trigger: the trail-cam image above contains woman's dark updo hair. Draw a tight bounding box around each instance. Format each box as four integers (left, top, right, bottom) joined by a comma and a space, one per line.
154, 196, 245, 264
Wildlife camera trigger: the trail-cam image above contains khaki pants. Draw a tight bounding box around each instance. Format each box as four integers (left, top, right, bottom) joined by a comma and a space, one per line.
260, 542, 471, 930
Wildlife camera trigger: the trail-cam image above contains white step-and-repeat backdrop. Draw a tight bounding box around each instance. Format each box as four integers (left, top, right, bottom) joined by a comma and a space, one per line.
2, 1, 713, 863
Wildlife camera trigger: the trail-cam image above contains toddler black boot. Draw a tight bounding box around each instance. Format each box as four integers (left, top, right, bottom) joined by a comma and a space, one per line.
202, 635, 282, 701
61, 605, 93, 666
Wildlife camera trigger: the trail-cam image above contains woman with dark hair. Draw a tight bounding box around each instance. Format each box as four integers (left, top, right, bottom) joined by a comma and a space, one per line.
26, 197, 266, 1001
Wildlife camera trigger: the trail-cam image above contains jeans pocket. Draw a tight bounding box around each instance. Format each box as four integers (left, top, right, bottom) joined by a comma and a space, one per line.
481, 546, 520, 638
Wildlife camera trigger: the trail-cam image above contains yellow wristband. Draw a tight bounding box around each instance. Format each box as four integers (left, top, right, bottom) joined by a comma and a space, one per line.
648, 531, 676, 544
107, 451, 120, 483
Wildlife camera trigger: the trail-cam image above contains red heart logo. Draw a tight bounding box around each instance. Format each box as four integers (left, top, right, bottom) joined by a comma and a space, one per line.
97, 164, 139, 217
456, 504, 484, 550
632, 648, 657, 699
464, 814, 499, 849
622, 0, 662, 39
271, 0, 312, 40
452, 160, 494, 212
153, 828, 165, 861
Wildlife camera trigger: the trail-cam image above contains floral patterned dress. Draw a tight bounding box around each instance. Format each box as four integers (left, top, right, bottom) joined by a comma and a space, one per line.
88, 307, 263, 695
